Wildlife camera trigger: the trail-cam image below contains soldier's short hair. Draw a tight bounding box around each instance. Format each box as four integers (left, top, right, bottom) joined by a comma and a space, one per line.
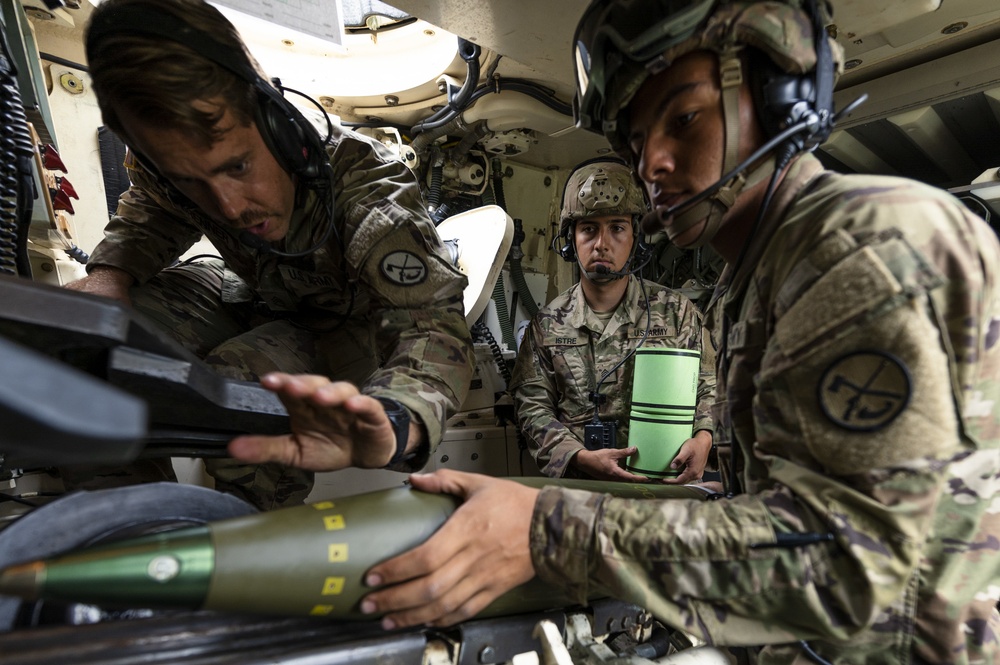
86, 0, 260, 148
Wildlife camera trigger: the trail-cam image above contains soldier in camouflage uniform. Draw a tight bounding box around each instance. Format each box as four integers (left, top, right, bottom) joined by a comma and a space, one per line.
358, 2, 1000, 663
510, 159, 714, 481
62, 0, 474, 510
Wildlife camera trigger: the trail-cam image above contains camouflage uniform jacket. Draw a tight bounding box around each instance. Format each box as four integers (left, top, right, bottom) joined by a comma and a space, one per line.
88, 124, 474, 465
510, 276, 714, 477
529, 153, 1000, 663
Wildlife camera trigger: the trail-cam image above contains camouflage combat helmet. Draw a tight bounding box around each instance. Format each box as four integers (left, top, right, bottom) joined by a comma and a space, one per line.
572, 0, 845, 248
560, 159, 647, 225
558, 159, 648, 281
573, 0, 844, 152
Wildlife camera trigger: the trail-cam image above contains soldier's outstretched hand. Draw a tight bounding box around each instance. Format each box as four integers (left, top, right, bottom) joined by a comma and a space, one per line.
360, 469, 539, 628
573, 446, 649, 482
228, 372, 402, 470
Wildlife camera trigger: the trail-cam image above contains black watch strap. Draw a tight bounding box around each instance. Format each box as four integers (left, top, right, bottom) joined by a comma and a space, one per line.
374, 397, 413, 466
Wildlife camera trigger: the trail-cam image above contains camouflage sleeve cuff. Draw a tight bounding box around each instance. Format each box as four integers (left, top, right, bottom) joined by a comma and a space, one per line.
541, 438, 588, 477
529, 486, 603, 605
693, 418, 714, 436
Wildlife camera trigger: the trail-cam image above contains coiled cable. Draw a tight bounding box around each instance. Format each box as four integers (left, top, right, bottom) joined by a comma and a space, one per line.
0, 30, 35, 278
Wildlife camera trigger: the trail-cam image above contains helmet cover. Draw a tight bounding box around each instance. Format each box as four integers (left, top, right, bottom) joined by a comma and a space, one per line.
574, 0, 843, 151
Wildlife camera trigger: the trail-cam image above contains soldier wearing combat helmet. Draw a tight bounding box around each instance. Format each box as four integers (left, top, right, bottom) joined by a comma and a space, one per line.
511, 159, 716, 484
557, 159, 647, 283
336, 4, 1000, 664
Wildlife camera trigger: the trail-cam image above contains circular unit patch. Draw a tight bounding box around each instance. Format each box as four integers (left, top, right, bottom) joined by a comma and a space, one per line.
817, 350, 911, 432
380, 251, 427, 286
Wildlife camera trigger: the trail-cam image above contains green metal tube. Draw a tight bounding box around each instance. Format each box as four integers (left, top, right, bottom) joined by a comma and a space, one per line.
0, 479, 706, 620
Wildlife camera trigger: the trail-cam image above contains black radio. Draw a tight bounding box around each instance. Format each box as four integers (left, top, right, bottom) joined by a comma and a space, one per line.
584, 420, 617, 450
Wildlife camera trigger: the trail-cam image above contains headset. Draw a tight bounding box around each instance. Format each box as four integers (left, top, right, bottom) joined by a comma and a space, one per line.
748, 0, 837, 156
86, 4, 341, 259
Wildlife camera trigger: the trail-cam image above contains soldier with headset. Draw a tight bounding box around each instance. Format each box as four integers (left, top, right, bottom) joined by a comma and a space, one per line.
510, 158, 714, 482
356, 1, 1000, 662
63, 0, 475, 510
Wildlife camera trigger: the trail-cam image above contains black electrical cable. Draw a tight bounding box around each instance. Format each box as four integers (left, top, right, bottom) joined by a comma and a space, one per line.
1, 30, 35, 278
0, 494, 38, 508
411, 38, 482, 135
340, 119, 412, 135
344, 77, 572, 136
465, 78, 572, 117
39, 51, 89, 72
472, 320, 512, 385
343, 16, 417, 36
719, 155, 786, 498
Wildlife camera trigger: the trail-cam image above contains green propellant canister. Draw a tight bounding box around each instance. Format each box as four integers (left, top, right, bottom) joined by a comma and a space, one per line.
626, 348, 701, 477
0, 478, 708, 620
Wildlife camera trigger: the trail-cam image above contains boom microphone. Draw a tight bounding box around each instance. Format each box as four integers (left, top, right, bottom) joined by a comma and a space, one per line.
594, 264, 630, 278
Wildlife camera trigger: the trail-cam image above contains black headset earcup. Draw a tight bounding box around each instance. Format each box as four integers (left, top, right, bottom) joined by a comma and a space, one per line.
558, 242, 576, 262
748, 48, 816, 138
551, 222, 577, 262
254, 86, 325, 182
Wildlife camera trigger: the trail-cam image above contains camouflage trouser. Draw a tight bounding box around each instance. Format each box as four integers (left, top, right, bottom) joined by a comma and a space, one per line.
61, 259, 377, 510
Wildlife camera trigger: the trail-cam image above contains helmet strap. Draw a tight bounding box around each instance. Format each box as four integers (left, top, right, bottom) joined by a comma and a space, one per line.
677, 49, 746, 249
719, 50, 743, 179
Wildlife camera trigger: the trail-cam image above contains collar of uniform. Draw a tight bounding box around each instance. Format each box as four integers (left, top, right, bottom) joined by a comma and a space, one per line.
571, 276, 643, 337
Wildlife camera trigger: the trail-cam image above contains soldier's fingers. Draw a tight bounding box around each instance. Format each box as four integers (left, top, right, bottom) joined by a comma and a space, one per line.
228, 433, 300, 466
616, 469, 650, 482
362, 539, 478, 620
662, 468, 699, 484
364, 477, 506, 586
260, 372, 303, 391
229, 433, 354, 471
383, 579, 500, 630
366, 515, 470, 589
261, 373, 359, 405
405, 469, 451, 494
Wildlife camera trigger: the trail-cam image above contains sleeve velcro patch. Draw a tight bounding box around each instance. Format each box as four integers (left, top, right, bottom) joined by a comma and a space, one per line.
776, 246, 902, 357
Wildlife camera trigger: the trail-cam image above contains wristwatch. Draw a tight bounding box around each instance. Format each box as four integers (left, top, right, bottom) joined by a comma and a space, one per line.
374, 396, 414, 467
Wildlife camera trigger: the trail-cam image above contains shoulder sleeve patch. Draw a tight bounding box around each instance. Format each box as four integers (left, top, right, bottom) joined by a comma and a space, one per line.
380, 250, 428, 286
818, 350, 911, 431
